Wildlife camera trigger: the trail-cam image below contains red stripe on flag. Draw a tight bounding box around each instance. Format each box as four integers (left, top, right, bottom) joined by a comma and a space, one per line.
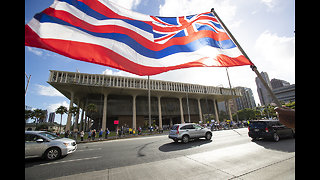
41, 7, 231, 50
26, 25, 252, 76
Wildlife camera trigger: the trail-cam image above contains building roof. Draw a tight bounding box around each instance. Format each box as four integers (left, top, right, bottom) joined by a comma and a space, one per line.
47, 70, 242, 102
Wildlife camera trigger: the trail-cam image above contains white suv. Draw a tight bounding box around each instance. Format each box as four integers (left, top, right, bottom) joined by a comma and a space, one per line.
169, 123, 212, 143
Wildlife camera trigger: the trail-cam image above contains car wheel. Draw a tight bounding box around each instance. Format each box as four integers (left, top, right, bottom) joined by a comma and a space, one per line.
44, 147, 61, 160
273, 133, 280, 142
182, 135, 189, 143
205, 132, 212, 140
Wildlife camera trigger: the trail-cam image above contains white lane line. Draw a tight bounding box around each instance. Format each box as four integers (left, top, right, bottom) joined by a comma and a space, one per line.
39, 156, 102, 166
77, 148, 102, 152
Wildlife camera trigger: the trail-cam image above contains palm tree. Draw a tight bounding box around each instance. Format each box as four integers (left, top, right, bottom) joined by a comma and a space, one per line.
55, 106, 68, 133
69, 106, 79, 130
25, 109, 33, 123
86, 103, 97, 130
33, 109, 46, 124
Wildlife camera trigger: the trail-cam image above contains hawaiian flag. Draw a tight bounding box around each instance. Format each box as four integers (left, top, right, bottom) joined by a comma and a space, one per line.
25, 0, 253, 76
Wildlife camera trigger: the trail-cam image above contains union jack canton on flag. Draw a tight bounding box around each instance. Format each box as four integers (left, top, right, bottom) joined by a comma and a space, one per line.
25, 0, 253, 75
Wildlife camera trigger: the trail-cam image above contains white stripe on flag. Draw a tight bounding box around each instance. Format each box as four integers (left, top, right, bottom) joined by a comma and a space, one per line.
28, 18, 243, 67
50, 1, 154, 41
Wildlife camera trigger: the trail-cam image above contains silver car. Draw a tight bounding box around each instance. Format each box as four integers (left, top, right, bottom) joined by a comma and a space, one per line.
169, 123, 212, 143
25, 131, 77, 160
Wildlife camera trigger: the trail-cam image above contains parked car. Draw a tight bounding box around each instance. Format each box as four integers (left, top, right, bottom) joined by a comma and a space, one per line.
169, 123, 212, 143
248, 120, 295, 142
25, 131, 77, 160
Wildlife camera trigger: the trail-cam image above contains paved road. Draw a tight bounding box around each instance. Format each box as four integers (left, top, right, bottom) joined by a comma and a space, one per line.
25, 128, 295, 180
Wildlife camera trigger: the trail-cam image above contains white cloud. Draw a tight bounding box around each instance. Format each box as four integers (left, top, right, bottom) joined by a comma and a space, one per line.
102, 68, 143, 78
158, 0, 240, 29
47, 101, 70, 124
254, 31, 295, 84
36, 84, 64, 97
47, 101, 69, 113
261, 0, 277, 8
27, 47, 43, 56
109, 0, 141, 10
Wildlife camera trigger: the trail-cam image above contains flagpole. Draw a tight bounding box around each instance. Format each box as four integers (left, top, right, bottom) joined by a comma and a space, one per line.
211, 8, 282, 108
226, 67, 239, 122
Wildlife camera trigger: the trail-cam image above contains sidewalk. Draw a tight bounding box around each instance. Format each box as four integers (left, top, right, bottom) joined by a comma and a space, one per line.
74, 131, 169, 144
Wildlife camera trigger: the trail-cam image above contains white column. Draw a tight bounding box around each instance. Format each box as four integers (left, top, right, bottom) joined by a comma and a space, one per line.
73, 99, 80, 132
213, 99, 220, 124
227, 99, 233, 121
197, 98, 203, 123
132, 95, 137, 130
66, 91, 74, 131
179, 97, 185, 124
158, 96, 162, 130
102, 93, 108, 131
79, 102, 85, 132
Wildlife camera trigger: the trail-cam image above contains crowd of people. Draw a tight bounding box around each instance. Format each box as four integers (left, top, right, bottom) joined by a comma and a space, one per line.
54, 106, 295, 142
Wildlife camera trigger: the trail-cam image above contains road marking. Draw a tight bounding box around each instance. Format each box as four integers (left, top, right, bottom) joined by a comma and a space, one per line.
39, 156, 102, 166
77, 148, 102, 152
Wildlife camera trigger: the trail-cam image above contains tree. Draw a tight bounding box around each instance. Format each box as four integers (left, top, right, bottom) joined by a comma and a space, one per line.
25, 109, 33, 123
284, 101, 295, 109
33, 109, 46, 124
235, 108, 256, 121
86, 103, 97, 130
55, 106, 68, 133
69, 106, 79, 130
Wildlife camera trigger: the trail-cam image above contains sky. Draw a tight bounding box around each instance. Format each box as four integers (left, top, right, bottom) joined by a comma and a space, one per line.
25, 0, 295, 125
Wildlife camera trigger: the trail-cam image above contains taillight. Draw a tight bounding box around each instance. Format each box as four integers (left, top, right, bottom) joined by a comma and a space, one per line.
265, 127, 269, 132
176, 125, 179, 134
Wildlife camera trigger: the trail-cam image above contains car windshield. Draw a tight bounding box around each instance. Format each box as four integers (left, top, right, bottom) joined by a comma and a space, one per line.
39, 132, 61, 140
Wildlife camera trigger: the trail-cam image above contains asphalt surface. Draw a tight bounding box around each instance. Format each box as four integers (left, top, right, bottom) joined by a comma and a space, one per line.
25, 128, 295, 180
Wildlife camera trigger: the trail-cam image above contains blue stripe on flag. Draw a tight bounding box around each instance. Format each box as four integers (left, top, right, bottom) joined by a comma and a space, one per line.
57, 0, 153, 33
35, 12, 236, 59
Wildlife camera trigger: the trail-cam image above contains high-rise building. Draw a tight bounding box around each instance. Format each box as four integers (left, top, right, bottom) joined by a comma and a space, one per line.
255, 71, 273, 106
48, 112, 55, 123
270, 78, 290, 89
273, 84, 295, 103
235, 87, 256, 110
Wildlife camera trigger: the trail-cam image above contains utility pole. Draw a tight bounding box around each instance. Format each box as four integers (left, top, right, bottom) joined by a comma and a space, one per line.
25, 72, 31, 96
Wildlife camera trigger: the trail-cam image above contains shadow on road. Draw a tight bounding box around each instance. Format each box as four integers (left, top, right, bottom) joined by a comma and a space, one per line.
159, 139, 212, 152
25, 155, 69, 168
253, 138, 295, 153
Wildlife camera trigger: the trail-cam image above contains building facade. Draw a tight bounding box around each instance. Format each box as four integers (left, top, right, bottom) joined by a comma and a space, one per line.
48, 70, 242, 131
234, 87, 256, 110
272, 84, 295, 103
255, 71, 273, 106
270, 78, 290, 89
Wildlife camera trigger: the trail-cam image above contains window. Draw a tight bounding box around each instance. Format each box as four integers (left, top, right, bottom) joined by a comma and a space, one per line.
181, 125, 195, 129
171, 125, 179, 130
25, 134, 43, 142
193, 124, 203, 129
39, 132, 61, 140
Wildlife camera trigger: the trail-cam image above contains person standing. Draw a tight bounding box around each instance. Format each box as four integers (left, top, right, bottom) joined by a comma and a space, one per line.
80, 130, 84, 141
99, 128, 103, 140
92, 129, 96, 140
88, 130, 92, 141
105, 128, 110, 139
